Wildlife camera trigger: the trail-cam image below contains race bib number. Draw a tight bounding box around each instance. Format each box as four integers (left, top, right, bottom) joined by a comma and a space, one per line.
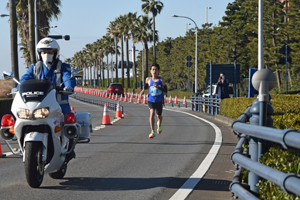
150, 86, 162, 96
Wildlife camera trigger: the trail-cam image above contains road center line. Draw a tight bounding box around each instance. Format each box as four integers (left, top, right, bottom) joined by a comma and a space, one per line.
164, 108, 223, 200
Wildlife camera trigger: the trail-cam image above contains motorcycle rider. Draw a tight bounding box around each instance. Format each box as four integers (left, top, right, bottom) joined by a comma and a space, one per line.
15, 37, 76, 161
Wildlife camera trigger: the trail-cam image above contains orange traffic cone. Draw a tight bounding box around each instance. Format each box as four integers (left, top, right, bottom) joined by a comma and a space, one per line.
130, 95, 133, 103
115, 94, 119, 100
137, 95, 141, 104
175, 95, 178, 104
131, 92, 134, 98
124, 95, 128, 102
102, 103, 111, 125
143, 94, 147, 104
112, 93, 115, 100
115, 101, 123, 118
164, 95, 167, 103
169, 95, 172, 104
120, 94, 124, 101
105, 92, 108, 98
183, 96, 186, 105
136, 93, 138, 99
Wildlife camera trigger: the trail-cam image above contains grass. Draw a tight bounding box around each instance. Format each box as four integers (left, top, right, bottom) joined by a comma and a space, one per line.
0, 80, 13, 98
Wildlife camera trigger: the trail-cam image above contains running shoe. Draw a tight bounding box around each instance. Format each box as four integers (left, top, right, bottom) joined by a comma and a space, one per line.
157, 121, 162, 134
149, 131, 155, 138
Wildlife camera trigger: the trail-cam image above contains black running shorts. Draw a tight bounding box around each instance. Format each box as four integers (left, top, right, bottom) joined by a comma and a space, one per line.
148, 101, 163, 116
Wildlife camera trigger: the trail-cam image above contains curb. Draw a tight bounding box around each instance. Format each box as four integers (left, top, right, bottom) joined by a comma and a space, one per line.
214, 114, 235, 126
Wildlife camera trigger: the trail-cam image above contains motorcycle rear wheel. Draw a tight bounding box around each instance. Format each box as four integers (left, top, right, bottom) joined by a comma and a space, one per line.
49, 163, 67, 179
25, 141, 44, 188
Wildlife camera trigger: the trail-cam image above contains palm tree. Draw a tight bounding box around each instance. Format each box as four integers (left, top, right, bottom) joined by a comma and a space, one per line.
118, 14, 131, 88
107, 20, 120, 83
83, 43, 94, 86
95, 39, 105, 87
127, 12, 138, 89
9, 0, 19, 88
13, 0, 62, 66
141, 0, 164, 63
135, 15, 154, 84
115, 15, 125, 87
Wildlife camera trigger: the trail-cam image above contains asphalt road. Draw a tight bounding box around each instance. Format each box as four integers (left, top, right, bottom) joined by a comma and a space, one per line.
0, 92, 222, 200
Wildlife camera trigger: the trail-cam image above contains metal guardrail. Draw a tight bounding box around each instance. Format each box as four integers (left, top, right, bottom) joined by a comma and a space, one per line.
230, 106, 300, 199
71, 94, 124, 114
190, 95, 221, 115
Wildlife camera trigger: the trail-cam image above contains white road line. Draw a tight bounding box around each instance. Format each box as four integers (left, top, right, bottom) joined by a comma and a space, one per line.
164, 108, 223, 200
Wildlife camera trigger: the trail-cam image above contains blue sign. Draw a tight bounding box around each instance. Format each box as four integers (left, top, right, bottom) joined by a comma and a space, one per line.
248, 68, 258, 97
205, 64, 240, 84
118, 61, 137, 69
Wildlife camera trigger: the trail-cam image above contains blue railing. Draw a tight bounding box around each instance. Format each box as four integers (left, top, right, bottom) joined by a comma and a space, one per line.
230, 106, 300, 199
190, 95, 221, 115
71, 94, 124, 114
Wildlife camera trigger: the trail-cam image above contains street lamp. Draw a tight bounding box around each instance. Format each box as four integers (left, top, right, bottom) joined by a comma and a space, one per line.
186, 23, 191, 33
39, 25, 58, 30
0, 14, 29, 22
172, 15, 198, 93
206, 7, 212, 24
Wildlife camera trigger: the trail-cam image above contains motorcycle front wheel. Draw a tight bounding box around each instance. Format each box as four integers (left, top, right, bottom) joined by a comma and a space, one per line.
25, 141, 44, 188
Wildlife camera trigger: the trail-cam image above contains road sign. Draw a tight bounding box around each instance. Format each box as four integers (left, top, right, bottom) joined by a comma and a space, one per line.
186, 55, 192, 61
205, 64, 241, 84
279, 57, 292, 64
186, 62, 192, 67
279, 45, 292, 55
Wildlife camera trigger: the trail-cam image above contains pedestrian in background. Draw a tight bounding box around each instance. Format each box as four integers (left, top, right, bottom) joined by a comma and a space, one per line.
216, 72, 229, 99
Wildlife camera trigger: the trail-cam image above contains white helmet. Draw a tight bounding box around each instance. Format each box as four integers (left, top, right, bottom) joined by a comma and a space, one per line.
36, 37, 60, 61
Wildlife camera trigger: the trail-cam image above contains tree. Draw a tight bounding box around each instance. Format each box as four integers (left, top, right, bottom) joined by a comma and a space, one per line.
127, 12, 138, 89
14, 0, 62, 66
141, 0, 163, 63
107, 20, 120, 83
9, 0, 19, 88
135, 15, 153, 84
115, 15, 125, 87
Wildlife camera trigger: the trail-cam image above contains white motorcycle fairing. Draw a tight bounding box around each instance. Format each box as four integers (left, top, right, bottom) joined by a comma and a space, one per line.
11, 80, 70, 174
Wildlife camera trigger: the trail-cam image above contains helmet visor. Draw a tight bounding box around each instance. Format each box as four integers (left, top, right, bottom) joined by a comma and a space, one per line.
37, 48, 57, 53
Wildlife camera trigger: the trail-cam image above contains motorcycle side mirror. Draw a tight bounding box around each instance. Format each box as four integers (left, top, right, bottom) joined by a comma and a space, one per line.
3, 71, 14, 80
60, 69, 83, 87
2, 71, 20, 85
72, 70, 83, 77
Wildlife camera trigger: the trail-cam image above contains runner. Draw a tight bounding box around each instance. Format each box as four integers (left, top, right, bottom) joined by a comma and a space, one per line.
140, 63, 167, 138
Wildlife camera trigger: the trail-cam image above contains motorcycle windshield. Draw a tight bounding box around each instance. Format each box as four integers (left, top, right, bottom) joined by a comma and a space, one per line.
19, 79, 55, 102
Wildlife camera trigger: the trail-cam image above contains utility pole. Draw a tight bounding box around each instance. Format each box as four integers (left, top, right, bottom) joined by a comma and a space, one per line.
28, 0, 36, 63
9, 0, 19, 88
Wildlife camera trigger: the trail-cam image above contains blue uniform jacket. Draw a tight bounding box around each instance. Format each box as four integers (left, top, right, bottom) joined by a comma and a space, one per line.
19, 61, 76, 103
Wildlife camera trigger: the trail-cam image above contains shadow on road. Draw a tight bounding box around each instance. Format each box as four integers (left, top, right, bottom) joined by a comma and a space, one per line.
41, 177, 230, 192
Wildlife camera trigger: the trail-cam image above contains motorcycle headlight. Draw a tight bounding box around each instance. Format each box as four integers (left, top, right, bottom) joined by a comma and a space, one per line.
17, 109, 33, 119
33, 107, 49, 119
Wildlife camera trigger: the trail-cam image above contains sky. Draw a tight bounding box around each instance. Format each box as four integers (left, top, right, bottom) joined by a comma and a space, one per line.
0, 0, 234, 79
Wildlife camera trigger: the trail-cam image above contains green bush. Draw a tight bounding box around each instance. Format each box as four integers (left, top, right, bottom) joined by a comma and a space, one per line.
258, 146, 300, 200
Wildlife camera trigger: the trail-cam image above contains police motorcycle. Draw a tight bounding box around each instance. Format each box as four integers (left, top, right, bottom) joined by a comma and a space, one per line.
0, 70, 91, 188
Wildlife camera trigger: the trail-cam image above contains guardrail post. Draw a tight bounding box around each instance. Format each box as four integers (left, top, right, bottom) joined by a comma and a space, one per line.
248, 69, 276, 193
